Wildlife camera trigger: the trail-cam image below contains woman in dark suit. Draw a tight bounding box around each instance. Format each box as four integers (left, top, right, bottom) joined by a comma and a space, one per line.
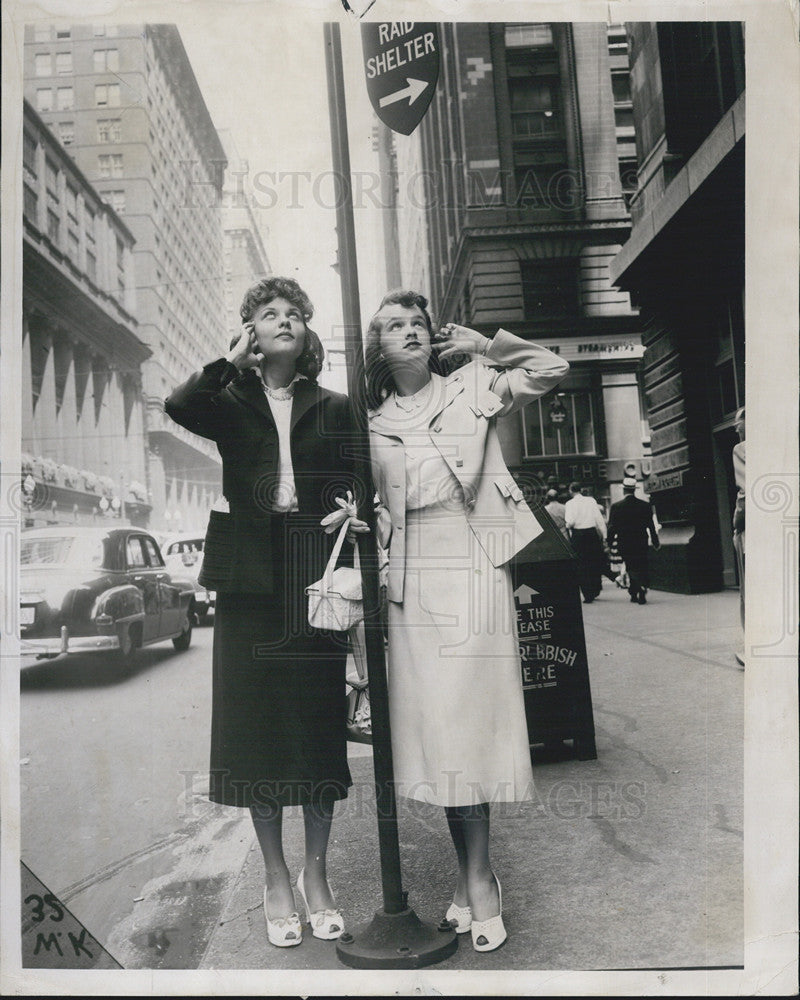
165, 277, 362, 948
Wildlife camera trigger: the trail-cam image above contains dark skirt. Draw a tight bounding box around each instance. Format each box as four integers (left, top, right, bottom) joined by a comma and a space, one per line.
208, 514, 352, 808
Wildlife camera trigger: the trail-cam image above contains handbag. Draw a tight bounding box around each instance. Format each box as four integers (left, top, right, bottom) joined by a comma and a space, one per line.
306, 517, 364, 631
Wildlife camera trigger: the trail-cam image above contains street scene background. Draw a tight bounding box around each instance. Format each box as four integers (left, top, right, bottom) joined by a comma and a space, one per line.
3, 2, 797, 993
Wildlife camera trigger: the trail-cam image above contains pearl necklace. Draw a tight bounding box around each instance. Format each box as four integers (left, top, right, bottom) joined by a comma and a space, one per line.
262, 373, 303, 401
263, 382, 295, 401
393, 379, 433, 412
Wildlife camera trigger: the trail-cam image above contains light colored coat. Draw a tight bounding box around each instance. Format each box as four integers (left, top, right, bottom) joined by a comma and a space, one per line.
368, 329, 569, 602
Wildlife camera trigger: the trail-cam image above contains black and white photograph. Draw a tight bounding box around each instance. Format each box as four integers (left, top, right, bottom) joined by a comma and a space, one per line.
1, 0, 797, 995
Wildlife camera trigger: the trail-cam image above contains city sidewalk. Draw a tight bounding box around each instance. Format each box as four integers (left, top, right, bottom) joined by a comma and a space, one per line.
196, 585, 744, 972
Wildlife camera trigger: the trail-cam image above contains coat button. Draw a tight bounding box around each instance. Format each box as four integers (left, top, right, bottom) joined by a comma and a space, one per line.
433, 426, 442, 433
396, 525, 404, 532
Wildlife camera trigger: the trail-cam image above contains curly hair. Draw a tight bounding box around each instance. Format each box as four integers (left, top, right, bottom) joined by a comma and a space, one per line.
364, 289, 445, 410
237, 276, 323, 381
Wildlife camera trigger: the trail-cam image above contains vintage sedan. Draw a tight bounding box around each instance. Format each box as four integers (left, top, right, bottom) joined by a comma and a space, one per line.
19, 525, 196, 665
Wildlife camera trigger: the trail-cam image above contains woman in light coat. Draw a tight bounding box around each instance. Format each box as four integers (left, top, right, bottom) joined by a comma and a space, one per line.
364, 289, 568, 952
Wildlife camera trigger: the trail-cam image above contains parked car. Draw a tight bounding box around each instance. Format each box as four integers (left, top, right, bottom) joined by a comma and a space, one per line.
161, 532, 215, 621
19, 526, 195, 666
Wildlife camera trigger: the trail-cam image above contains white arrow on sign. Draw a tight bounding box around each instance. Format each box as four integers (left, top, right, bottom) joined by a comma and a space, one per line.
379, 77, 429, 108
513, 584, 540, 604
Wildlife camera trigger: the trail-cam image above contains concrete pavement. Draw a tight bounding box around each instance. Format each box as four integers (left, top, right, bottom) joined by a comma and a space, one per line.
193, 585, 743, 971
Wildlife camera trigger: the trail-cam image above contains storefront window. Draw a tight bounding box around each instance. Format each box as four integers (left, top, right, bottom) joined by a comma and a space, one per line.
522, 378, 597, 457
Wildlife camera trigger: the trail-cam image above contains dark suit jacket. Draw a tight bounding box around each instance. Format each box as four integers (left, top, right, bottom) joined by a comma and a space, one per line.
607, 494, 659, 568
164, 358, 356, 594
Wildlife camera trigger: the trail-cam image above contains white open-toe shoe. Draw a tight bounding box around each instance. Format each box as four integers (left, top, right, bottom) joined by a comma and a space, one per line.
444, 900, 472, 933
470, 874, 507, 952
263, 887, 302, 948
297, 868, 345, 940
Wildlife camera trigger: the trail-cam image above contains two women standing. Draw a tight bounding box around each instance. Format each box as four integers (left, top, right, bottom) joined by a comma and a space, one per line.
166, 278, 568, 954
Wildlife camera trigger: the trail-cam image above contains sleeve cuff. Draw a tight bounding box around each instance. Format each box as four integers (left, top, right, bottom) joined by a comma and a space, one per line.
202, 357, 239, 382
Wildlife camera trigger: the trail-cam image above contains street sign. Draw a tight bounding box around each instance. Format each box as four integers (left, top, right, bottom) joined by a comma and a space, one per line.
361, 23, 439, 135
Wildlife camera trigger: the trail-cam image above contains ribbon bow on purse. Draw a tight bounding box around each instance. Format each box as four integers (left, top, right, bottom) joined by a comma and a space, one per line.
307, 492, 365, 631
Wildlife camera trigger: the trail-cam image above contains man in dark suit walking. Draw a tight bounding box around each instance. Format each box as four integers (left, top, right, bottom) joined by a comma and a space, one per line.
607, 477, 660, 604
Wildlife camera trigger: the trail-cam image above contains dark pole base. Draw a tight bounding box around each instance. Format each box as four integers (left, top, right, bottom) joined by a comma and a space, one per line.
336, 908, 458, 969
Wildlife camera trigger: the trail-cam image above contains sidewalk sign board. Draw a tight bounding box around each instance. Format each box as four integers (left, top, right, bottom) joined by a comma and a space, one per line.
512, 505, 598, 760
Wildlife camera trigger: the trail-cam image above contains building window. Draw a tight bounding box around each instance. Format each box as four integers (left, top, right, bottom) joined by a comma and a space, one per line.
508, 76, 560, 138
505, 24, 569, 209
116, 238, 125, 297
34, 25, 51, 41
36, 88, 53, 112
55, 51, 72, 74
93, 48, 119, 72
607, 25, 638, 208
84, 205, 96, 241
98, 153, 123, 178
505, 23, 553, 48
23, 184, 38, 222
86, 248, 97, 282
66, 184, 78, 221
67, 229, 80, 265
23, 131, 38, 175
97, 118, 121, 143
93, 24, 106, 36
35, 53, 51, 76
522, 380, 597, 458
660, 23, 745, 158
47, 208, 60, 244
57, 121, 74, 146
45, 158, 58, 195
95, 83, 120, 107
55, 28, 71, 39
56, 86, 73, 110
520, 259, 579, 319
108, 189, 126, 213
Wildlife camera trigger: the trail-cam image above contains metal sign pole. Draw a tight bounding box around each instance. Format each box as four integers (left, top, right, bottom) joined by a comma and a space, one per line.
323, 21, 456, 969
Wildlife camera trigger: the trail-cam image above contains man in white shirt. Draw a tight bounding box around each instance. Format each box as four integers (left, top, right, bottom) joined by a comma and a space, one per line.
564, 481, 607, 603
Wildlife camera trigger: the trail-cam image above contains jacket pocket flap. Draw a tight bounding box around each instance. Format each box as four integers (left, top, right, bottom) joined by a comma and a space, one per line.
470, 389, 504, 418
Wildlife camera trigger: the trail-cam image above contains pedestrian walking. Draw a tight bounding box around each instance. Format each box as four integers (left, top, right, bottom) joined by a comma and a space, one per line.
564, 482, 607, 602
165, 276, 367, 949
732, 406, 745, 664
364, 289, 568, 953
607, 477, 660, 604
544, 488, 570, 541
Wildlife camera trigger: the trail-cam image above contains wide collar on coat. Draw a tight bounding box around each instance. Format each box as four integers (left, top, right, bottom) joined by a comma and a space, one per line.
227, 369, 330, 432
368, 369, 466, 437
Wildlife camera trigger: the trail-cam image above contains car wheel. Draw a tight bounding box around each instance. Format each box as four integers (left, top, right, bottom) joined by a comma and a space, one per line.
172, 610, 193, 651
117, 624, 141, 667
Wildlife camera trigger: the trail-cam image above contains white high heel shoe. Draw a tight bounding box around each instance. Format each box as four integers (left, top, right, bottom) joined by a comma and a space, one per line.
263, 887, 302, 948
470, 874, 507, 952
444, 900, 472, 933
297, 868, 345, 940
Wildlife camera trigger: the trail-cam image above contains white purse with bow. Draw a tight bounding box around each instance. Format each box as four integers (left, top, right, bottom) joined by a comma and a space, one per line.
306, 516, 364, 631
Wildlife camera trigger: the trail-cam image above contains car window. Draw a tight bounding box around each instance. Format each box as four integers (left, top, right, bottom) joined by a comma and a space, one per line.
126, 537, 147, 569
142, 536, 165, 568
21, 535, 105, 567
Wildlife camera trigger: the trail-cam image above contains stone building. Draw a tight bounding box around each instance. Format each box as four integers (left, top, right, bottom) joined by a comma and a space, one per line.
24, 23, 228, 531
22, 100, 151, 526
610, 23, 745, 592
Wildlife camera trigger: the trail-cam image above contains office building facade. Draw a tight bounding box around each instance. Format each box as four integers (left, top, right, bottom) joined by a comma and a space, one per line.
24, 23, 228, 531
